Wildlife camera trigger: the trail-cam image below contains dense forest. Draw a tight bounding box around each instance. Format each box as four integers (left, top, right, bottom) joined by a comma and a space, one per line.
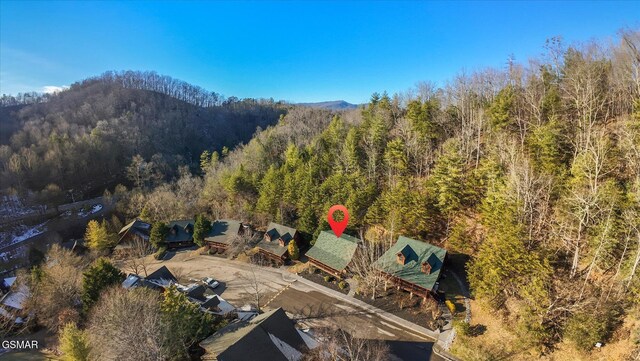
0, 71, 286, 198
2, 29, 639, 358
118, 31, 640, 357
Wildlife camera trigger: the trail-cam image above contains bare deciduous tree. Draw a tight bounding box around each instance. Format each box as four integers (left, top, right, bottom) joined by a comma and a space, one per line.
123, 237, 154, 277
349, 234, 389, 300
27, 245, 88, 331
303, 328, 391, 361
87, 287, 166, 361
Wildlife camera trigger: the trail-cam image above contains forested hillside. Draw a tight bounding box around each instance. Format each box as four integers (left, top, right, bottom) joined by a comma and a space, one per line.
0, 71, 286, 198
1, 30, 639, 359
119, 32, 640, 357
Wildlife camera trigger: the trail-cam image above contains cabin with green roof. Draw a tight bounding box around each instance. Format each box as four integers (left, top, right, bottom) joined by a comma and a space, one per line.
373, 236, 447, 299
306, 230, 360, 278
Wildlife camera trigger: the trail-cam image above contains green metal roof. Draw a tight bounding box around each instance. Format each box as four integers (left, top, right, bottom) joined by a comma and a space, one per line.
205, 219, 242, 245
373, 236, 446, 291
306, 230, 360, 272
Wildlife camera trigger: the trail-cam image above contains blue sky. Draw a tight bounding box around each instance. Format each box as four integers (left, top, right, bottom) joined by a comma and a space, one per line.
1, 1, 638, 103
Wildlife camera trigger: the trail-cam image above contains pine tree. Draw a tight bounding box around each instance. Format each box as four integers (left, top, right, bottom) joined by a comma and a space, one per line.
487, 85, 515, 130
160, 286, 221, 360
82, 258, 125, 313
430, 139, 466, 219
193, 214, 212, 247
469, 183, 550, 312
150, 222, 169, 249
59, 322, 90, 361
256, 165, 283, 216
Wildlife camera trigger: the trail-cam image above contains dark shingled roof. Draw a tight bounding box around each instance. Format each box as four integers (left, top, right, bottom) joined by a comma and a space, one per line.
256, 240, 288, 257
165, 220, 195, 244
373, 236, 446, 291
146, 266, 177, 284
186, 285, 207, 302
116, 219, 151, 244
306, 230, 360, 272
199, 308, 307, 361
264, 222, 297, 244
121, 274, 164, 291
256, 222, 298, 257
205, 219, 243, 245
201, 296, 221, 310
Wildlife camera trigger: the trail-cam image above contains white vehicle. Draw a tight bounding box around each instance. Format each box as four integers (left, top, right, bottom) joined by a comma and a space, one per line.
203, 277, 220, 289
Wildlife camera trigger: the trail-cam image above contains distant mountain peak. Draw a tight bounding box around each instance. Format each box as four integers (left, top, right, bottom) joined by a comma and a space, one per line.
297, 100, 358, 110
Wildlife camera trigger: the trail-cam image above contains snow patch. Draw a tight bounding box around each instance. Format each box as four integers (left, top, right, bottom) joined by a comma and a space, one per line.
1, 284, 29, 310
0, 222, 48, 250
297, 329, 319, 349
268, 332, 303, 361
77, 204, 103, 218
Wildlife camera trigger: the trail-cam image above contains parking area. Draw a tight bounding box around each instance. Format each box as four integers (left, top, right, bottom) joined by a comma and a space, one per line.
135, 251, 444, 361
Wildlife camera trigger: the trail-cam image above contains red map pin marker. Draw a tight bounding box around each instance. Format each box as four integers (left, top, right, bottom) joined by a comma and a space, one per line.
327, 205, 349, 238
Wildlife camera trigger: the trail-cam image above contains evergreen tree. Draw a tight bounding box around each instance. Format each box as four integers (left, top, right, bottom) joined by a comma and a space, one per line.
82, 258, 125, 313
193, 214, 212, 247
161, 286, 222, 360
150, 222, 169, 249
429, 139, 467, 219
469, 183, 550, 312
487, 85, 515, 130
256, 165, 283, 216
383, 138, 408, 181
406, 99, 439, 142
527, 117, 571, 176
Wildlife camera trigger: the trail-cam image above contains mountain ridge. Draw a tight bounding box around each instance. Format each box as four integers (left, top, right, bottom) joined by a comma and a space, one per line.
297, 100, 359, 110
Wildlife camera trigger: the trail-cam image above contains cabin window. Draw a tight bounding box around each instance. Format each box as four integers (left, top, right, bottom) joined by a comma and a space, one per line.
278, 238, 285, 247
396, 252, 406, 265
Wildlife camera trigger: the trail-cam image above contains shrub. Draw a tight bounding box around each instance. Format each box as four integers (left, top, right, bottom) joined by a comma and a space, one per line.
308, 265, 316, 274
445, 299, 456, 314
338, 281, 348, 289
323, 275, 334, 283
565, 311, 610, 351
153, 246, 168, 260
453, 320, 471, 336
288, 240, 300, 260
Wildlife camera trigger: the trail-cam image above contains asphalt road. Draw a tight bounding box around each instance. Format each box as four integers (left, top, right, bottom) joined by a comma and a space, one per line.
137, 253, 445, 361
